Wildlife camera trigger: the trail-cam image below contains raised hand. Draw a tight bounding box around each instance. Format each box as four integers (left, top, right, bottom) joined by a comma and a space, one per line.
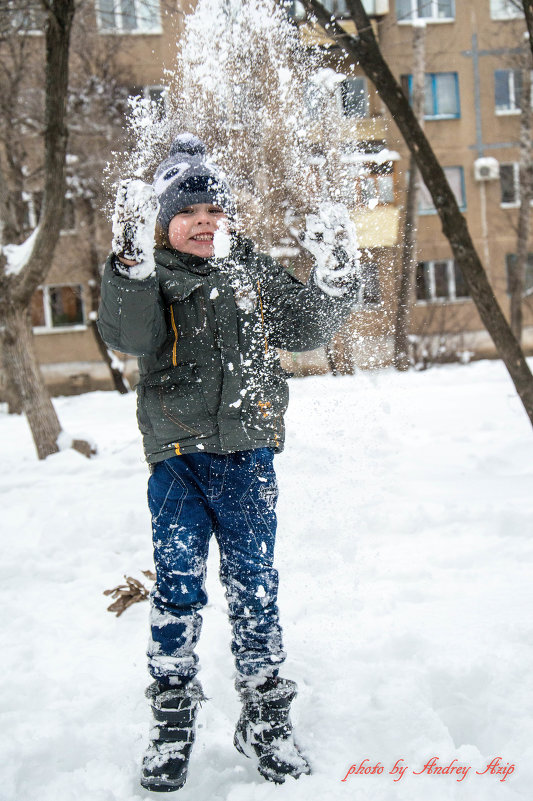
112, 179, 159, 280
300, 202, 360, 297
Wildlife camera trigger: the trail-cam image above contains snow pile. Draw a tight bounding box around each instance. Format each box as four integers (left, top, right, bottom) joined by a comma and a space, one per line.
1, 359, 532, 800
3, 227, 39, 277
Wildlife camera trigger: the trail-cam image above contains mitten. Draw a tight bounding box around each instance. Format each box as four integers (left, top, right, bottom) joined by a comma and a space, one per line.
111, 179, 159, 280
300, 202, 360, 297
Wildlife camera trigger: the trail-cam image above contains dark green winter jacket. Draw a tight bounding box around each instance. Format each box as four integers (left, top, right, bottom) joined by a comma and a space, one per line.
97, 235, 358, 463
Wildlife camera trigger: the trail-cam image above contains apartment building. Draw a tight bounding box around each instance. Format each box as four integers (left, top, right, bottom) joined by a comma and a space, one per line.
378, 0, 533, 358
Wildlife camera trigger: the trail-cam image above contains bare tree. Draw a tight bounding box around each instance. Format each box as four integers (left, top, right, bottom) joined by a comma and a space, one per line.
300, 0, 533, 428
394, 21, 424, 370
486, 2, 532, 343
0, 0, 94, 458
510, 62, 533, 341
521, 0, 533, 51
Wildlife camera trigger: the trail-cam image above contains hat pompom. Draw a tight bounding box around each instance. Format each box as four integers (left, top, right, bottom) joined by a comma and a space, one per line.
169, 133, 206, 158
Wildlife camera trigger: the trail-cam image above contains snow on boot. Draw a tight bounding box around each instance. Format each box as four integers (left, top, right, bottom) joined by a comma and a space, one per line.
140, 678, 205, 793
234, 677, 311, 784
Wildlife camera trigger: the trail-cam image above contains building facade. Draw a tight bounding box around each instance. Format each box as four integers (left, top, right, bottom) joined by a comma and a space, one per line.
1, 0, 531, 400
378, 0, 533, 360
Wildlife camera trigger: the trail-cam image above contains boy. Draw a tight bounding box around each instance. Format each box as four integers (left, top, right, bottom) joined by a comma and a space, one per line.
97, 133, 359, 791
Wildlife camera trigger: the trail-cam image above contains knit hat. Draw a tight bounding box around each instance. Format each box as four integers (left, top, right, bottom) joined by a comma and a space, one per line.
153, 133, 234, 233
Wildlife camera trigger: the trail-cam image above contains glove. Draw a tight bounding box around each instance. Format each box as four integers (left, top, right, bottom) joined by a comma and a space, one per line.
111, 179, 159, 280
300, 202, 360, 298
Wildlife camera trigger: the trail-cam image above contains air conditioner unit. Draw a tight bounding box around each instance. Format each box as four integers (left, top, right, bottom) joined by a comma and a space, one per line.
474, 157, 499, 182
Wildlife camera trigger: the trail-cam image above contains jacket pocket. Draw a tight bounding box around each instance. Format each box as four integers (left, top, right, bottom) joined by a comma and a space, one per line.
145, 364, 215, 441
172, 291, 208, 338
243, 371, 289, 431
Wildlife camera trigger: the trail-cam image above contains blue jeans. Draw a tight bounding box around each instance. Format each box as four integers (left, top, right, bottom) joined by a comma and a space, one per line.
146, 449, 286, 687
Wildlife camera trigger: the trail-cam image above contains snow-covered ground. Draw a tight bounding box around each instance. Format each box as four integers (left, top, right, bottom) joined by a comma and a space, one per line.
1, 360, 532, 801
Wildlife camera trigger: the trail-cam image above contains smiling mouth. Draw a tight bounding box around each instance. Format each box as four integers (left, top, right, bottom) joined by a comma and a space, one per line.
191, 234, 214, 241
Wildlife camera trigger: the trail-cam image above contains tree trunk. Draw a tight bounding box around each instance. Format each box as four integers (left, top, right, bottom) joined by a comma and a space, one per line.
394, 157, 418, 370
1, 305, 62, 458
394, 23, 425, 370
511, 65, 532, 342
523, 1, 533, 61
302, 0, 533, 428
0, 0, 93, 458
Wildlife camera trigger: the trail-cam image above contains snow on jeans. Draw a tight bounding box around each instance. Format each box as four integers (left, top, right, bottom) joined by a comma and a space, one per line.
147, 448, 286, 687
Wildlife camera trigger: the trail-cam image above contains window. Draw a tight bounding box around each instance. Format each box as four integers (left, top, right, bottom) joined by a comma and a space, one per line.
338, 158, 395, 206
418, 166, 466, 213
288, 1, 306, 19
129, 85, 167, 120
494, 69, 533, 113
490, 0, 524, 19
359, 262, 382, 305
7, 1, 46, 33
424, 73, 460, 119
340, 78, 369, 118
322, 0, 350, 14
402, 72, 460, 119
96, 0, 161, 33
505, 254, 533, 295
23, 192, 75, 233
500, 163, 519, 205
397, 0, 454, 22
416, 260, 469, 302
31, 285, 85, 330
360, 162, 395, 205
289, 0, 386, 17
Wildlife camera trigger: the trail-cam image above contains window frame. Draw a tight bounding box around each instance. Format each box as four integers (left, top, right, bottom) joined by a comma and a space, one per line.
338, 77, 370, 119
403, 72, 460, 120
31, 283, 86, 333
396, 0, 455, 24
490, 0, 524, 20
494, 68, 524, 115
499, 162, 533, 207
418, 166, 466, 214
500, 162, 520, 206
415, 259, 470, 304
22, 191, 76, 234
10, 1, 46, 35
337, 155, 396, 207
96, 0, 162, 35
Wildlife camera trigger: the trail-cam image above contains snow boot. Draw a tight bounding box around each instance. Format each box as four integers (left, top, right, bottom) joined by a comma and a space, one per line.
233, 677, 311, 784
140, 678, 205, 793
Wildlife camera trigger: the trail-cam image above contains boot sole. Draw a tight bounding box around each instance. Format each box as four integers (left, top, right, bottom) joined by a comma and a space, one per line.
140, 773, 187, 793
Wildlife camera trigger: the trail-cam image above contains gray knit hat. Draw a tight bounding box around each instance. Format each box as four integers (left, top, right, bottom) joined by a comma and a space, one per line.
153, 133, 234, 232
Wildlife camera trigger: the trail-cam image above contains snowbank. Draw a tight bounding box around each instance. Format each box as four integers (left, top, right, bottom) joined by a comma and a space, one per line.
1, 360, 532, 800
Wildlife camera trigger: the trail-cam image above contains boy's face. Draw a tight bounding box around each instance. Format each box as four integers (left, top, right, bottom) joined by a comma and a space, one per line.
168, 203, 228, 258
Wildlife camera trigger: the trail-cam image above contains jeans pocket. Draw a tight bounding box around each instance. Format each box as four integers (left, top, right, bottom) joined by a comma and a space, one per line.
148, 461, 188, 525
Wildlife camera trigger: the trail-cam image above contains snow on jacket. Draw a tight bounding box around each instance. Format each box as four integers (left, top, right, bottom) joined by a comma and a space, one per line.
97, 235, 358, 463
